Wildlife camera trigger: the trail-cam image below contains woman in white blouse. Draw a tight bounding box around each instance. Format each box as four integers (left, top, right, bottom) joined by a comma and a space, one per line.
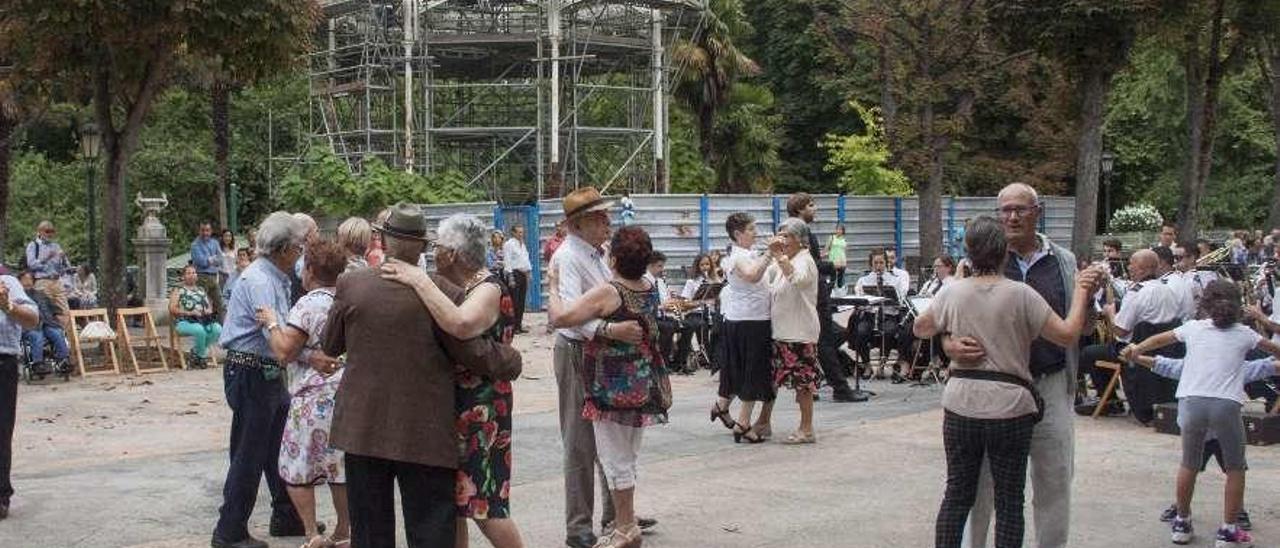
710, 212, 775, 444
765, 218, 821, 444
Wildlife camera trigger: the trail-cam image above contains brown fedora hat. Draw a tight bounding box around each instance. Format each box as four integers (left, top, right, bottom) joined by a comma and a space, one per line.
563, 186, 615, 220
372, 202, 432, 242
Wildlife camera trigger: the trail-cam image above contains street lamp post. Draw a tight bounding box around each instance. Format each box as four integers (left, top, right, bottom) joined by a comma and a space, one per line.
1100, 151, 1115, 233
79, 122, 102, 271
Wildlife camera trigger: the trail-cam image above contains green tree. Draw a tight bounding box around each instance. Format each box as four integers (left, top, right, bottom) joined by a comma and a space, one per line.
276, 149, 481, 218
0, 0, 319, 312
987, 0, 1153, 257
822, 102, 911, 195
671, 0, 761, 192
1239, 1, 1280, 229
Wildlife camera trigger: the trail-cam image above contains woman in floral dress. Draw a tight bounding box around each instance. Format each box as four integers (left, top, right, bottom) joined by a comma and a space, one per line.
256, 241, 350, 548
766, 218, 822, 444
381, 213, 524, 548
547, 225, 672, 548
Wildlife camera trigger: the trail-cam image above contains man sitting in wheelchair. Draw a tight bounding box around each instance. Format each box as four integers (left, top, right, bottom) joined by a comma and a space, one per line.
18, 271, 71, 376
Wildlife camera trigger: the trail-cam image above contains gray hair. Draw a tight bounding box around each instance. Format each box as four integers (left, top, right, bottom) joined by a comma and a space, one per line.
256, 211, 308, 257
997, 183, 1040, 206
965, 215, 1008, 276
776, 218, 811, 247
435, 213, 489, 269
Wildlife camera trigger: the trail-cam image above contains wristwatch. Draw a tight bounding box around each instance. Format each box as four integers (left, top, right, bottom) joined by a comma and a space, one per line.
266, 322, 280, 332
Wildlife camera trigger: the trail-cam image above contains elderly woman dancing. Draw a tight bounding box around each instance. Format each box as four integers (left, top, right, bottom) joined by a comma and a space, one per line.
547, 226, 672, 548
713, 212, 775, 444
380, 213, 525, 548
255, 240, 351, 548
766, 218, 822, 444
913, 216, 1100, 548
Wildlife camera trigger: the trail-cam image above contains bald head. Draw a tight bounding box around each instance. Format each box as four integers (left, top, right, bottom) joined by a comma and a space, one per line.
1129, 249, 1160, 281
998, 183, 1039, 205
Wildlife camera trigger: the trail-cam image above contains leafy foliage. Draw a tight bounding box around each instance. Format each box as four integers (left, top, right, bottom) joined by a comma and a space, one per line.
276, 148, 482, 218
822, 102, 911, 196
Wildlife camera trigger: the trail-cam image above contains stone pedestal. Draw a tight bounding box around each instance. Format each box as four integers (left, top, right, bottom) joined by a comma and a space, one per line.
132, 194, 172, 324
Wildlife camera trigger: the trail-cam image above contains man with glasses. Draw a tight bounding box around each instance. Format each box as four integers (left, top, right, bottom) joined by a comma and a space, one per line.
24, 221, 71, 325
945, 183, 1080, 548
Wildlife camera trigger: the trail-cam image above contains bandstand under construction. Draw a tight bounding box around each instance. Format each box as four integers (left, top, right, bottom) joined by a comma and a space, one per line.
311, 0, 705, 202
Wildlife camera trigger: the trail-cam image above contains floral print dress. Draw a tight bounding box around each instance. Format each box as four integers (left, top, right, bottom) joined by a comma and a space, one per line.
582, 281, 672, 427
455, 275, 516, 519
277, 288, 345, 486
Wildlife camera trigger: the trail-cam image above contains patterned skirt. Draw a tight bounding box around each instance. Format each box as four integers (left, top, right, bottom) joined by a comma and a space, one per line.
772, 341, 824, 393
455, 371, 514, 520
279, 369, 346, 485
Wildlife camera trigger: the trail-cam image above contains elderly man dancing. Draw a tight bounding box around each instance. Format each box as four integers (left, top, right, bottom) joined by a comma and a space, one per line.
323, 203, 521, 548
212, 212, 311, 548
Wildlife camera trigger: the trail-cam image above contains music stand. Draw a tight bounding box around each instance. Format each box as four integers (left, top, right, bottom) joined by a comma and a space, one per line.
834, 294, 894, 402
863, 285, 900, 370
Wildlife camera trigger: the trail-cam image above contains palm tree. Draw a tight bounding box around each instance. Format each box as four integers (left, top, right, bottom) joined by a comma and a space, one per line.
671, 0, 760, 186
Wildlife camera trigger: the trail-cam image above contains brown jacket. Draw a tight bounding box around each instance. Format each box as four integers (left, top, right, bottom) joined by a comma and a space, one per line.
322, 268, 521, 468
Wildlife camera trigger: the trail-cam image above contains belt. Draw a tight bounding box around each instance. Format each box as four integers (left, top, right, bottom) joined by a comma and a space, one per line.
224, 350, 280, 369
556, 334, 585, 347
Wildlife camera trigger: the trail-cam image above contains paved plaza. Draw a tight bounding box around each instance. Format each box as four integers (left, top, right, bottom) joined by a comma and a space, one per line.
1, 314, 1278, 547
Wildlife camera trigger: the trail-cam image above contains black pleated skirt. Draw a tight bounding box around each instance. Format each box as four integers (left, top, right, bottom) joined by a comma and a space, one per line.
717, 319, 776, 402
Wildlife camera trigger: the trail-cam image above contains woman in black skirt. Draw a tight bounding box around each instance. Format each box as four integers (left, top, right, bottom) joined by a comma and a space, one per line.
710, 212, 776, 443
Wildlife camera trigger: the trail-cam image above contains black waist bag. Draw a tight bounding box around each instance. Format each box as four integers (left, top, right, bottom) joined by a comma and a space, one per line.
949, 368, 1044, 423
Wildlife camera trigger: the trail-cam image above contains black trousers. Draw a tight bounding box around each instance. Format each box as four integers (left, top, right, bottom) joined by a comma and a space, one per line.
213, 363, 294, 541
1077, 342, 1121, 398
816, 304, 851, 392
511, 270, 529, 331
935, 411, 1037, 548
0, 355, 16, 503
849, 311, 901, 365
345, 453, 457, 548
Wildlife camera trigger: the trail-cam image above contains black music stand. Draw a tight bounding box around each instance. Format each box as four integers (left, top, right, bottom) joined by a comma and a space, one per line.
863, 285, 900, 369
687, 282, 724, 372
833, 294, 894, 402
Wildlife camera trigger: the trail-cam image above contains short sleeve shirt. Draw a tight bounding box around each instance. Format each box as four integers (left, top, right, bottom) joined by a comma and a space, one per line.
1113, 281, 1183, 341
1173, 319, 1263, 403
931, 278, 1053, 419
720, 246, 770, 321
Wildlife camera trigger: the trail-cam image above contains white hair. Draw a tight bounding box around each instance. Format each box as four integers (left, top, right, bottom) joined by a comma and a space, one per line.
997, 183, 1040, 205
256, 211, 308, 257
435, 213, 489, 269
776, 218, 810, 247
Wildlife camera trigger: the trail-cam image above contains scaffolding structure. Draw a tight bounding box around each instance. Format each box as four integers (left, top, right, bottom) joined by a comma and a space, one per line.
310, 0, 705, 202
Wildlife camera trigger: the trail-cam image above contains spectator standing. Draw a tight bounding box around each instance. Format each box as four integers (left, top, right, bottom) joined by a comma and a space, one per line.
219, 229, 238, 287
336, 217, 373, 272
542, 221, 567, 264
826, 225, 848, 289
190, 221, 225, 317
24, 221, 71, 322
0, 272, 39, 520
503, 224, 533, 334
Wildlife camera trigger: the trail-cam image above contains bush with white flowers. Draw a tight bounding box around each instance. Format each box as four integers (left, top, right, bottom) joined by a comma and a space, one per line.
1109, 203, 1163, 233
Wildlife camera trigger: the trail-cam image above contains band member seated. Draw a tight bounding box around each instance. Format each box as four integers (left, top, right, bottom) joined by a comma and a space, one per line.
646, 252, 692, 373
671, 253, 722, 372
884, 248, 912, 297
1103, 238, 1128, 280
890, 255, 954, 382
1076, 249, 1183, 417
848, 249, 905, 374
1156, 245, 1197, 323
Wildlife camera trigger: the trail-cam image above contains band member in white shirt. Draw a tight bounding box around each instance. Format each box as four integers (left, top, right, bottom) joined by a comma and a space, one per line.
891, 255, 955, 381
849, 249, 905, 374
884, 247, 912, 297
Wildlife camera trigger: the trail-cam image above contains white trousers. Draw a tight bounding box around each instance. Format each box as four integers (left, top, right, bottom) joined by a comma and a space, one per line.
594, 421, 644, 491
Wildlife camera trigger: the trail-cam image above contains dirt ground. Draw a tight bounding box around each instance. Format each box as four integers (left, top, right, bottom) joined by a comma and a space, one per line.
2, 312, 1279, 547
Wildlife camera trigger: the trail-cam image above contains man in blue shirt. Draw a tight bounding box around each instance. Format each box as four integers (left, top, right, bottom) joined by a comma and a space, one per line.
0, 271, 40, 520
24, 221, 70, 323
191, 221, 224, 317
211, 212, 310, 548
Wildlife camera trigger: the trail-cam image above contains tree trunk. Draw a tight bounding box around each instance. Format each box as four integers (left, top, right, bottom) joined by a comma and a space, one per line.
1071, 65, 1110, 258
212, 80, 231, 229
878, 43, 897, 147
1267, 47, 1280, 230
0, 108, 11, 255
918, 91, 943, 263
1177, 31, 1207, 240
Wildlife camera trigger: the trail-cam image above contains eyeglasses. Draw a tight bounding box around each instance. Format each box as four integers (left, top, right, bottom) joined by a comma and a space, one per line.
995, 205, 1038, 219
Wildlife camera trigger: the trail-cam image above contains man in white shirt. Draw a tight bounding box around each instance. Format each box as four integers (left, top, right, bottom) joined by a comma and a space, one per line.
884, 247, 911, 297
1157, 245, 1197, 322
1077, 249, 1183, 419
502, 224, 533, 333
850, 249, 905, 368
646, 251, 693, 372
548, 187, 650, 548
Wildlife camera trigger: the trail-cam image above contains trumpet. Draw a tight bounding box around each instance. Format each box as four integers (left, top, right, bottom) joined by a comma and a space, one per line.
1196, 245, 1232, 267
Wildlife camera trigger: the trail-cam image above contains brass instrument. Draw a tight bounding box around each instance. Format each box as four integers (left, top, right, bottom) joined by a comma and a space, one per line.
1092, 262, 1118, 343
1196, 245, 1232, 268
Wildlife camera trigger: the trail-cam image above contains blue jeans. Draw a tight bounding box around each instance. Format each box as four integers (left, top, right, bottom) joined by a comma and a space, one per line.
213, 362, 293, 541
23, 326, 70, 363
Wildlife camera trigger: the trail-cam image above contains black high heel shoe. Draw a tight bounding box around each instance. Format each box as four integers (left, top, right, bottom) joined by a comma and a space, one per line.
733, 424, 765, 444
710, 402, 736, 430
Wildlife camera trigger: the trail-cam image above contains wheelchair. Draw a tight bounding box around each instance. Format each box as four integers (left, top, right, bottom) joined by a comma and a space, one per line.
20, 334, 72, 383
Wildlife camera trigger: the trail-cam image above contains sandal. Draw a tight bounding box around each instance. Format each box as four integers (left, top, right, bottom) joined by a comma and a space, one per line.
709, 401, 736, 430
733, 424, 766, 444
300, 535, 335, 548
753, 424, 773, 440
781, 431, 816, 445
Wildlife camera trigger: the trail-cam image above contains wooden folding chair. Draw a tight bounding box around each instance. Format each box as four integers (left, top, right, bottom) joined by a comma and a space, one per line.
1092, 360, 1124, 419
67, 308, 121, 376
167, 320, 221, 370
116, 307, 169, 374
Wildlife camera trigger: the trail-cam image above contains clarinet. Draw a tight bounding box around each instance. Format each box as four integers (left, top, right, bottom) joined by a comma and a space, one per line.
875, 272, 885, 333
